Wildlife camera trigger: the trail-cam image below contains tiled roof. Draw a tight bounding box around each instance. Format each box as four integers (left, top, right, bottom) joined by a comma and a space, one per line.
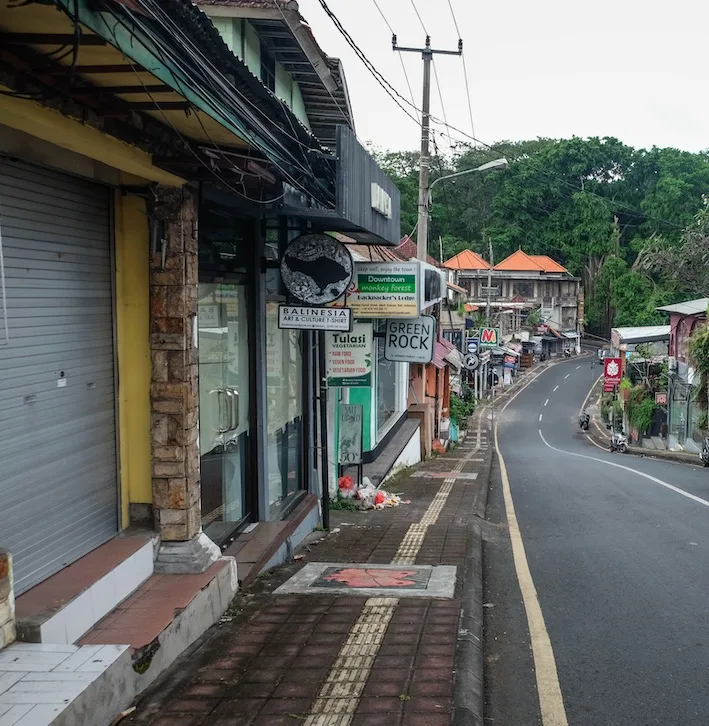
395, 236, 439, 266
530, 255, 568, 273
494, 250, 544, 271
444, 249, 490, 270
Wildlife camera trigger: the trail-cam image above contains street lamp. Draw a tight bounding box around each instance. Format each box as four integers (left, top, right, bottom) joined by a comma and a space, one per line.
427, 157, 509, 204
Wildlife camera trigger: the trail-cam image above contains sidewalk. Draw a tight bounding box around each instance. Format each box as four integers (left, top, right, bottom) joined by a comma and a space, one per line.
122, 364, 548, 726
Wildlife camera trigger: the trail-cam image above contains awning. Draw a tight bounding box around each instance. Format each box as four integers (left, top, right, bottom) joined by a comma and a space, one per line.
563, 331, 580, 339
432, 342, 448, 369
464, 303, 480, 313
447, 281, 466, 295
440, 338, 463, 371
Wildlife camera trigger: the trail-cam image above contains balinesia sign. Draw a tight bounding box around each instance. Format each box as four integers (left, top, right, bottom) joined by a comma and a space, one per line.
326, 323, 373, 387
278, 305, 352, 332
603, 357, 622, 392
384, 316, 436, 364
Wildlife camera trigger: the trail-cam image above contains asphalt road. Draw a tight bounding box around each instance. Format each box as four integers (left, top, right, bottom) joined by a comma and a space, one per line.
487, 355, 709, 726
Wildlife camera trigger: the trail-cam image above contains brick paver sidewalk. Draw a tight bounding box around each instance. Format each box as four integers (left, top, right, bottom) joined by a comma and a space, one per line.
125, 418, 494, 726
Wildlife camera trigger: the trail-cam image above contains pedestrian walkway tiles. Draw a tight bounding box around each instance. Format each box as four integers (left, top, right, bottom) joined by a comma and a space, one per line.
410, 471, 479, 480
274, 563, 456, 599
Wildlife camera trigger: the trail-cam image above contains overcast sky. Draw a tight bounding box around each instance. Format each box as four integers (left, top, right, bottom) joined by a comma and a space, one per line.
297, 0, 709, 156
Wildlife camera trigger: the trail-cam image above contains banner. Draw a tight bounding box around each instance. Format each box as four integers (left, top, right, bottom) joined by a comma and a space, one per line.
603, 357, 622, 392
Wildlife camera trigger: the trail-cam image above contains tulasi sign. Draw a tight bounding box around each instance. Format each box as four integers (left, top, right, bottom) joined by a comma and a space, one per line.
326, 323, 373, 387
384, 316, 436, 364
278, 305, 352, 332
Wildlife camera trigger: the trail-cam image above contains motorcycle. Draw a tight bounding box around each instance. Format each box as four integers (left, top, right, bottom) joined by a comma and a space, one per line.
564, 349, 571, 358
609, 431, 628, 454
579, 412, 590, 431
699, 438, 709, 468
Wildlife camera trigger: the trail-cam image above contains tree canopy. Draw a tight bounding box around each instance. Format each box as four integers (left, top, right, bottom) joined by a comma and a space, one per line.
372, 136, 709, 336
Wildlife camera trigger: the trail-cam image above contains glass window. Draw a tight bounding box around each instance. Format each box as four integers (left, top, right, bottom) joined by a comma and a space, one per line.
513, 281, 534, 298
375, 320, 398, 433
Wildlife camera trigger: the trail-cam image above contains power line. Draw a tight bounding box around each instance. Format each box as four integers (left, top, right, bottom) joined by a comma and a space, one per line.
432, 61, 454, 153
444, 0, 476, 141
408, 0, 428, 34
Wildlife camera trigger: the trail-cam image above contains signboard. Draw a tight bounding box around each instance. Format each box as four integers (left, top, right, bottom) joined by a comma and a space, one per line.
479, 328, 500, 348
466, 338, 479, 354
419, 261, 445, 312
199, 305, 219, 329
346, 262, 419, 318
278, 305, 352, 332
371, 183, 392, 219
603, 357, 622, 392
503, 354, 516, 369
464, 353, 480, 371
280, 233, 354, 305
655, 391, 668, 406
384, 316, 436, 363
338, 404, 363, 465
326, 323, 373, 387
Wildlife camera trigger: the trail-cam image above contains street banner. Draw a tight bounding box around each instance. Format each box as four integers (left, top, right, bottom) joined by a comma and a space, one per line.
603, 357, 622, 392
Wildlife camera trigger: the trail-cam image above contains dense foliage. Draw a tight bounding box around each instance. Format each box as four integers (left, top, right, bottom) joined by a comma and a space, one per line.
372, 137, 709, 336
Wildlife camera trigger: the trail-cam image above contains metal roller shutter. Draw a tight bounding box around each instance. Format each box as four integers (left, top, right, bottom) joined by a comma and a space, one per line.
0, 159, 118, 595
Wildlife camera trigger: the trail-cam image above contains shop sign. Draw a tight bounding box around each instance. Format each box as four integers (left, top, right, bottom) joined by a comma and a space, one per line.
199, 305, 219, 328
278, 305, 352, 332
655, 391, 668, 406
603, 357, 622, 392
479, 328, 500, 348
503, 354, 516, 369
371, 183, 392, 219
466, 338, 479, 354
338, 404, 363, 465
346, 262, 419, 318
326, 323, 373, 387
384, 316, 436, 363
419, 261, 445, 311
280, 233, 354, 305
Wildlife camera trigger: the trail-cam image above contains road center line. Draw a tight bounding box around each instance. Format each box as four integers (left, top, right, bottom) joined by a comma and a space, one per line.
544, 399, 549, 407
539, 430, 709, 509
553, 385, 559, 392
576, 365, 581, 370
539, 414, 543, 422
564, 374, 570, 380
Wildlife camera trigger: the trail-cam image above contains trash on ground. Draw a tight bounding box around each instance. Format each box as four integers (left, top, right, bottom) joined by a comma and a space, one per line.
337, 476, 408, 510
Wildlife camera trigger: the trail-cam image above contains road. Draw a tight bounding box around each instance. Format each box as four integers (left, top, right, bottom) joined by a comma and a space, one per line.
484, 355, 709, 726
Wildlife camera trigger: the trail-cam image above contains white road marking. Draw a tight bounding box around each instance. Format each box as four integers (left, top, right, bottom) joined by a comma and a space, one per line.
576, 365, 581, 370
540, 430, 709, 510
539, 414, 543, 422
494, 371, 569, 726
544, 399, 549, 407
564, 374, 570, 380
553, 385, 559, 392
495, 426, 568, 725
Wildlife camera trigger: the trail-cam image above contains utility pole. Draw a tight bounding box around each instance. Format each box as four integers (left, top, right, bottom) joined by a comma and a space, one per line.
393, 35, 462, 261
485, 229, 494, 325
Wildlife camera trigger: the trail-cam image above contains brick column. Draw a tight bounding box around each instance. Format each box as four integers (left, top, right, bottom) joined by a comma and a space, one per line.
150, 186, 219, 573
0, 550, 16, 650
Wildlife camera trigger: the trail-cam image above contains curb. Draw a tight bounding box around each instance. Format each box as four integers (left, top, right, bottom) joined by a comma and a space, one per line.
452, 409, 493, 726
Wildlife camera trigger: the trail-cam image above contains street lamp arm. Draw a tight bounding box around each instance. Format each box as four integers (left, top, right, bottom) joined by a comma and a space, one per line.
428, 158, 509, 199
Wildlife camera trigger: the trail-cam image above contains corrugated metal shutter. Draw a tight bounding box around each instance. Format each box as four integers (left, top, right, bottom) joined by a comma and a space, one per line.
0, 159, 118, 595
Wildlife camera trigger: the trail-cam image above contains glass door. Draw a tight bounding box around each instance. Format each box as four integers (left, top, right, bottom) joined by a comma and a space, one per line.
198, 281, 251, 541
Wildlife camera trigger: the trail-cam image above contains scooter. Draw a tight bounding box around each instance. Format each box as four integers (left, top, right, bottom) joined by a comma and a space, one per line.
609, 431, 628, 454
699, 438, 709, 467
564, 349, 571, 358
579, 412, 590, 431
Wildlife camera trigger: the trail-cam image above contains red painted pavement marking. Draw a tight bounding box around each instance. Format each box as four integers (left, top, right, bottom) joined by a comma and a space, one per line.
321, 568, 418, 588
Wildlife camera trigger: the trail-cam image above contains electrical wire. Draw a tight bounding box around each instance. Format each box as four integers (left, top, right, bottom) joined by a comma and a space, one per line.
432, 61, 454, 154
444, 0, 477, 141
408, 0, 428, 34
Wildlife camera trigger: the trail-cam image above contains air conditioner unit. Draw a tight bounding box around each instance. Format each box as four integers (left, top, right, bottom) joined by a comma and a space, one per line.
668, 356, 678, 371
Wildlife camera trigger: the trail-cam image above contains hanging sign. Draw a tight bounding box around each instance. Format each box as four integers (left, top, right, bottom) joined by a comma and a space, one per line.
603, 357, 622, 392
345, 262, 419, 318
278, 305, 352, 332
326, 323, 373, 387
338, 404, 363, 465
384, 316, 436, 363
280, 233, 354, 305
655, 391, 668, 406
479, 327, 500, 348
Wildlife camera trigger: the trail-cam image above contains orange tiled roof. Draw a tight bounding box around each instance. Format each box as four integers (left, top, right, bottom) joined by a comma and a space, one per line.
443, 249, 490, 270
530, 255, 568, 273
494, 249, 544, 271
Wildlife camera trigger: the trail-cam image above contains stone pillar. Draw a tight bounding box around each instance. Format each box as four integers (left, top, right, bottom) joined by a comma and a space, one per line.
150, 186, 219, 573
0, 550, 16, 650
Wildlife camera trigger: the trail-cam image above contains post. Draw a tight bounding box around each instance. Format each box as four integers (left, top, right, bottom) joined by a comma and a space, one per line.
485, 229, 494, 325
416, 39, 432, 261
318, 332, 330, 531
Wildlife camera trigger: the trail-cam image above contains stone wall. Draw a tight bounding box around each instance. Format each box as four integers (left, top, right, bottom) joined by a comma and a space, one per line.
0, 550, 16, 650
149, 186, 201, 542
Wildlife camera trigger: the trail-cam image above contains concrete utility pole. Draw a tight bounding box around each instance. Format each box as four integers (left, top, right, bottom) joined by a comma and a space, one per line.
485, 229, 494, 325
393, 35, 462, 261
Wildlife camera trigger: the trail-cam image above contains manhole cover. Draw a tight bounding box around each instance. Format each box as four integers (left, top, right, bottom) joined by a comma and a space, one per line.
274, 563, 457, 599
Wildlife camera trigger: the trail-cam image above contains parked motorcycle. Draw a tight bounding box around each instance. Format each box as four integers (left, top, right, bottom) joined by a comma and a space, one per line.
579, 412, 590, 431
564, 349, 571, 358
609, 431, 628, 454
699, 438, 709, 467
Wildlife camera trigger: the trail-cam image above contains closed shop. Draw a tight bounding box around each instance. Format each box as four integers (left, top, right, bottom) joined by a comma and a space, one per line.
0, 159, 118, 594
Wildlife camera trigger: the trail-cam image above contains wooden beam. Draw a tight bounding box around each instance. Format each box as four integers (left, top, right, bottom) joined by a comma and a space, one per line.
76, 85, 172, 94
102, 101, 190, 115
0, 33, 107, 46
49, 64, 148, 74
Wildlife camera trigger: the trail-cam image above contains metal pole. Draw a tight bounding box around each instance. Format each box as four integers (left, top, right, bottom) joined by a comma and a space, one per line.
416, 38, 432, 261
318, 331, 330, 531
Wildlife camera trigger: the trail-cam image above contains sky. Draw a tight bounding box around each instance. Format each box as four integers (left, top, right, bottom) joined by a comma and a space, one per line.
297, 0, 709, 157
